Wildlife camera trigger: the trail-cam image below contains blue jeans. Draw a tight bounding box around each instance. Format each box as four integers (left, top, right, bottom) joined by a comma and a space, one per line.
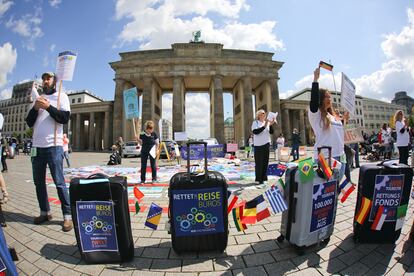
31, 146, 71, 216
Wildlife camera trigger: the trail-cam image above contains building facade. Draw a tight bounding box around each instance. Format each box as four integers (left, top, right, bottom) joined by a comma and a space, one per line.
392, 91, 414, 115
160, 119, 172, 141
224, 117, 234, 143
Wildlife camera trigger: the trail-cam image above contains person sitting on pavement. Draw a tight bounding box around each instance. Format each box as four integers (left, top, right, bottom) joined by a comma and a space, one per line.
107, 145, 121, 165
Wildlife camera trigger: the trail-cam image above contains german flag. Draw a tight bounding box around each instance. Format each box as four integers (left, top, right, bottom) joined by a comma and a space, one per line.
355, 197, 372, 225
319, 61, 334, 71
242, 199, 258, 224
232, 205, 247, 231
318, 153, 332, 179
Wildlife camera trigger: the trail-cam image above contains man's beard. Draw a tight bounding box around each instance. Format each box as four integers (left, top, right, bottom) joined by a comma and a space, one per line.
43, 85, 55, 95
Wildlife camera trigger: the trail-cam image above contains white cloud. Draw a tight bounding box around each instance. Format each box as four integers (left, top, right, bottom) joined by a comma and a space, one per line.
5, 7, 43, 51
0, 87, 12, 100
185, 93, 210, 139
49, 0, 62, 8
50, 44, 56, 52
114, 0, 283, 51
0, 42, 17, 88
0, 0, 12, 17
162, 93, 172, 122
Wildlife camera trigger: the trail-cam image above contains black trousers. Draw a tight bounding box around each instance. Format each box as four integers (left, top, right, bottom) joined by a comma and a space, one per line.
398, 146, 409, 165
141, 150, 156, 182
254, 143, 270, 183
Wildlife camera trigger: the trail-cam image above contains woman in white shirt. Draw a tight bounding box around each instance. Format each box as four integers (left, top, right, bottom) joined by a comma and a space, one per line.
308, 67, 346, 181
251, 109, 275, 185
276, 133, 285, 161
380, 123, 392, 160
394, 110, 410, 165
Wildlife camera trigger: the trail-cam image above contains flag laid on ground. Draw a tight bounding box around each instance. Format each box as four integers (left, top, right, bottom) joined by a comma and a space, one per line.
242, 199, 258, 224
371, 206, 387, 231
227, 191, 238, 214
319, 61, 334, 71
145, 202, 162, 230
298, 157, 314, 182
265, 187, 288, 214
396, 204, 408, 231
267, 163, 287, 177
232, 205, 247, 231
318, 153, 332, 179
135, 201, 140, 214
134, 186, 145, 200
355, 197, 372, 225
275, 178, 286, 194
255, 195, 271, 222
338, 178, 355, 203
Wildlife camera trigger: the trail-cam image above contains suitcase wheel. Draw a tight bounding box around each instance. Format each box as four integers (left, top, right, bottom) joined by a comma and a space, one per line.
294, 245, 305, 256
276, 235, 285, 243
352, 235, 359, 244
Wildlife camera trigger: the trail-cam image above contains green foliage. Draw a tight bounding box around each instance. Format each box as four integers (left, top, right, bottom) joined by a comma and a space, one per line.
25, 128, 33, 138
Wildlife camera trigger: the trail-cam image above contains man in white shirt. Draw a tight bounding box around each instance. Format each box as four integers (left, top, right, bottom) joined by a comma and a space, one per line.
25, 72, 72, 232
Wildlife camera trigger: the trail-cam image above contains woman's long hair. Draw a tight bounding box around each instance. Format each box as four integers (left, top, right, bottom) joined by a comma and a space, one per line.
394, 110, 403, 123
319, 89, 335, 130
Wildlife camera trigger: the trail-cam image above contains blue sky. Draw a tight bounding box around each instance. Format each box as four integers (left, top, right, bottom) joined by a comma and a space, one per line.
1, 0, 414, 138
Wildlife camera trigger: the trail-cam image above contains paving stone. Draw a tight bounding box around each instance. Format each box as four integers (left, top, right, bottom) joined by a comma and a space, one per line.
386, 262, 409, 275
242, 251, 275, 267
99, 267, 134, 276
199, 272, 232, 276
18, 260, 40, 275
399, 249, 414, 266
224, 244, 254, 256
263, 260, 298, 275
232, 266, 268, 276
338, 249, 365, 266
51, 266, 82, 276
364, 264, 390, 276
213, 256, 245, 271
123, 257, 153, 270
19, 248, 43, 263
33, 258, 60, 273
151, 259, 182, 272
136, 238, 161, 247
291, 252, 321, 269
73, 263, 105, 275
132, 271, 165, 276
270, 246, 298, 261
234, 233, 260, 244
53, 253, 81, 269
168, 250, 198, 259
360, 250, 385, 268
340, 261, 370, 276
316, 244, 344, 261
251, 240, 279, 253
287, 267, 322, 276
142, 247, 171, 259
316, 259, 347, 275
182, 259, 213, 272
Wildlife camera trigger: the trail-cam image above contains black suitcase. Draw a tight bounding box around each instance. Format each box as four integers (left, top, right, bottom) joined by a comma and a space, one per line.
169, 141, 228, 253
353, 160, 413, 243
70, 174, 134, 263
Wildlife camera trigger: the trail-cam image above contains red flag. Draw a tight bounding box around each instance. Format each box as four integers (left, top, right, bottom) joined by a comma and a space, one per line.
134, 186, 145, 200
318, 153, 332, 179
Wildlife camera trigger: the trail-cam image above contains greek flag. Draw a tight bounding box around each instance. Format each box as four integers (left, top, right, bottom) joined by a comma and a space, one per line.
265, 187, 288, 214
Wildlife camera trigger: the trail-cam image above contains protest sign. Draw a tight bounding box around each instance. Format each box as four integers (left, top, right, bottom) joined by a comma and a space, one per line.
340, 73, 356, 115
56, 51, 77, 81
123, 87, 139, 119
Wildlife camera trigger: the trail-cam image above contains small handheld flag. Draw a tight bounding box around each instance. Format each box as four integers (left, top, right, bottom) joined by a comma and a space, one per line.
338, 178, 355, 203
318, 153, 332, 179
232, 205, 247, 231
355, 197, 372, 225
242, 199, 258, 225
227, 191, 238, 214
255, 195, 271, 222
134, 186, 145, 200
298, 157, 315, 182
265, 187, 288, 214
319, 61, 334, 71
371, 206, 387, 231
267, 163, 287, 177
135, 201, 140, 214
395, 204, 408, 231
276, 178, 286, 194
145, 203, 162, 230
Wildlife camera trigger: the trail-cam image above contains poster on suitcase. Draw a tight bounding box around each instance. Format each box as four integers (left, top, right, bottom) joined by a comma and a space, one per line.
369, 174, 404, 222
310, 180, 336, 233
76, 201, 119, 252
172, 187, 224, 237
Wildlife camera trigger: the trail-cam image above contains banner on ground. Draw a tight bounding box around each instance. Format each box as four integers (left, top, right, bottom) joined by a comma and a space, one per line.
180, 144, 225, 160
369, 175, 404, 222
56, 51, 77, 81
123, 87, 140, 119
76, 201, 119, 252
340, 72, 356, 115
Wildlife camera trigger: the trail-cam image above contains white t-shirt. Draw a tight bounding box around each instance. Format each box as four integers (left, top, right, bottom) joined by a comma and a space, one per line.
276, 137, 285, 148
395, 121, 409, 147
307, 107, 345, 158
32, 92, 70, 148
381, 129, 391, 144
251, 120, 271, 146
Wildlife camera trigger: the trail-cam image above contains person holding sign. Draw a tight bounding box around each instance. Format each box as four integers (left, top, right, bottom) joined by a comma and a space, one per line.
25, 72, 72, 231
394, 110, 410, 165
308, 67, 346, 181
137, 121, 159, 183
251, 109, 275, 185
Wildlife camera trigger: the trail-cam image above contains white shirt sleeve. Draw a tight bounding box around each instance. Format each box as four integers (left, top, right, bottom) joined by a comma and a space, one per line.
60, 93, 71, 112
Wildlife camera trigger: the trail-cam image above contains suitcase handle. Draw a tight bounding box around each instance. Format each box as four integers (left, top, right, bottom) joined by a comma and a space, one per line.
317, 146, 332, 169
186, 141, 208, 180
79, 173, 114, 201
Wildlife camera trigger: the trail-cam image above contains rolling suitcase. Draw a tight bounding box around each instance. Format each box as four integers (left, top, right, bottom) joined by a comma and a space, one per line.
70, 174, 134, 263
353, 160, 413, 243
169, 141, 228, 253
278, 147, 340, 254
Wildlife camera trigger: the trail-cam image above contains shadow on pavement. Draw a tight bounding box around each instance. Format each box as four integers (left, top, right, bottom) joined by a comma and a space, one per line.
3, 210, 62, 226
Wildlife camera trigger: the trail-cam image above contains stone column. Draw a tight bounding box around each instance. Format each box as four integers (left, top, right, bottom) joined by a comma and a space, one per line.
213, 75, 225, 144
94, 114, 102, 150
141, 77, 154, 130
299, 110, 306, 145
243, 76, 254, 142
113, 79, 125, 143
104, 111, 110, 150
172, 77, 185, 133
75, 113, 81, 150
269, 78, 282, 138
88, 112, 95, 151
282, 108, 291, 143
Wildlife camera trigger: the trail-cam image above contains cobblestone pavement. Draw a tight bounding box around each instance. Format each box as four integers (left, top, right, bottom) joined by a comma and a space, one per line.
2, 152, 414, 275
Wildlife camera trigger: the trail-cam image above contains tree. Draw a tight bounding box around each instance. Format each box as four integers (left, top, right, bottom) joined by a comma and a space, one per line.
25, 128, 33, 138
409, 115, 414, 128
389, 115, 395, 129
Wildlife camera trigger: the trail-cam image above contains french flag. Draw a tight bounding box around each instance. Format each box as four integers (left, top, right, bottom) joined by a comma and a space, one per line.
227, 191, 238, 214
371, 206, 387, 231
339, 178, 355, 203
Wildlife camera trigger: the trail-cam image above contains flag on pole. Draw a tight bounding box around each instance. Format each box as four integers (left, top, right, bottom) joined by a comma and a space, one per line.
232, 205, 247, 231
371, 206, 387, 231
265, 187, 288, 214
227, 191, 238, 214
395, 204, 408, 231
145, 203, 162, 230
318, 153, 332, 179
298, 157, 314, 182
267, 163, 287, 177
355, 197, 372, 225
338, 178, 355, 203
134, 186, 145, 200
275, 178, 286, 194
319, 61, 334, 71
331, 158, 342, 170
255, 195, 271, 222
135, 201, 140, 214
242, 199, 258, 224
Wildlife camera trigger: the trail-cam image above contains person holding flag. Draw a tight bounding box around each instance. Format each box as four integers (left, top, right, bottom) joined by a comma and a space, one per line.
308, 66, 346, 181
25, 72, 73, 232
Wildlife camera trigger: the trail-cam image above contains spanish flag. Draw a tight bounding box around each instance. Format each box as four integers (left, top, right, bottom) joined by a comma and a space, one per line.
232, 205, 247, 231
318, 153, 332, 179
355, 197, 372, 225
319, 61, 334, 71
